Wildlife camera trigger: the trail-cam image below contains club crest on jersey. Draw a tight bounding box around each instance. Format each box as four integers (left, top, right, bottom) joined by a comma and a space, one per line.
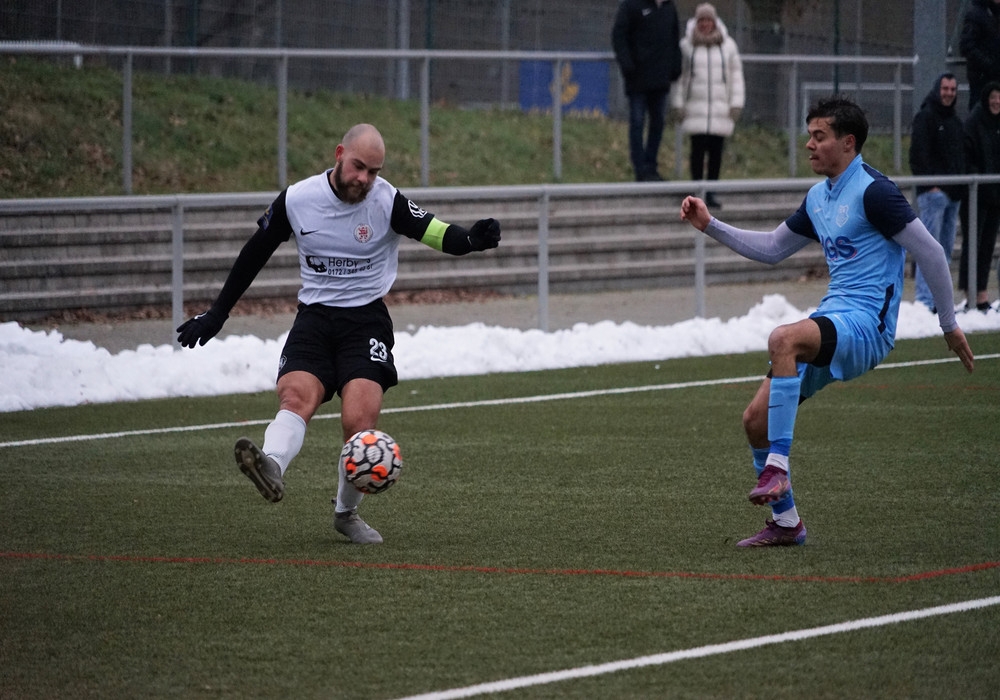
354, 223, 373, 243
836, 204, 850, 227
408, 200, 427, 219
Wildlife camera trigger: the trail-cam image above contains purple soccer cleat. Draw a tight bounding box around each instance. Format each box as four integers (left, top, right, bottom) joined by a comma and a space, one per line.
748, 464, 791, 505
737, 518, 807, 547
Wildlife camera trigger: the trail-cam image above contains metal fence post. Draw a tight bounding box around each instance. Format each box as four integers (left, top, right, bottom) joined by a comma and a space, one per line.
420, 56, 430, 187
967, 181, 979, 305
277, 53, 288, 189
122, 52, 133, 195
787, 60, 798, 177
694, 184, 707, 318
551, 58, 563, 181
893, 62, 903, 173
171, 201, 185, 348
537, 190, 550, 332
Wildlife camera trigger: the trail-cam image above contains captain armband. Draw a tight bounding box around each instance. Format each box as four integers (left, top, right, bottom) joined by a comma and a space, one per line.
418, 217, 450, 252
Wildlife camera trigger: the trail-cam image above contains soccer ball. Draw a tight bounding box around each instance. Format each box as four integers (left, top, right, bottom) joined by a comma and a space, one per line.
341, 429, 403, 494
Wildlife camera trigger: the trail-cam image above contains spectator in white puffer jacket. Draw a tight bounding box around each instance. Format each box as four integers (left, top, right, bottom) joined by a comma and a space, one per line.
672, 3, 745, 208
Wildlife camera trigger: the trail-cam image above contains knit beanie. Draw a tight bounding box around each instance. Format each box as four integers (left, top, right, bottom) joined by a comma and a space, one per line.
695, 3, 717, 21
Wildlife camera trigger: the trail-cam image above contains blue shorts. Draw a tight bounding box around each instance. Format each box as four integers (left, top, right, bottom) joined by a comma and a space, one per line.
277, 299, 398, 403
798, 309, 892, 400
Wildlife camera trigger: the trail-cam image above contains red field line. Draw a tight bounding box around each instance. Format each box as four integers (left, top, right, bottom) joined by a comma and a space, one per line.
2, 550, 998, 584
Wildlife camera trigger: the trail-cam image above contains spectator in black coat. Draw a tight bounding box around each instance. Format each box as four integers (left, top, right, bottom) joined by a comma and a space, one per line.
960, 82, 1000, 312
960, 0, 1000, 111
909, 73, 966, 311
612, 0, 683, 182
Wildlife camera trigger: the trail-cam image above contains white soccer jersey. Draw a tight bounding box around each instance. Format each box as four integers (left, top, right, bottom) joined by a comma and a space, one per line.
260, 171, 434, 308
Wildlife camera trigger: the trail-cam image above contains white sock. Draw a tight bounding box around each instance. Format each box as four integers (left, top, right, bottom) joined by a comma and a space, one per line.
765, 453, 789, 472
262, 409, 307, 475
773, 506, 800, 528
335, 450, 364, 514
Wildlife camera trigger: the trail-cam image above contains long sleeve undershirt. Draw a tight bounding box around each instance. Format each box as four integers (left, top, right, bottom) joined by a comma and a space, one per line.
704, 217, 959, 333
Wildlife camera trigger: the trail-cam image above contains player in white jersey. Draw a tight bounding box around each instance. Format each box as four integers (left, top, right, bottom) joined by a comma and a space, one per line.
176, 124, 501, 544
680, 97, 974, 547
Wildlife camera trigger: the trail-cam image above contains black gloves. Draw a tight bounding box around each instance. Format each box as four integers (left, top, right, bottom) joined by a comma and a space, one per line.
467, 218, 501, 251
176, 308, 228, 348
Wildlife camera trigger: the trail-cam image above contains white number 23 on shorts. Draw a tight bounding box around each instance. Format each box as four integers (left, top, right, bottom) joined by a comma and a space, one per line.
369, 338, 389, 363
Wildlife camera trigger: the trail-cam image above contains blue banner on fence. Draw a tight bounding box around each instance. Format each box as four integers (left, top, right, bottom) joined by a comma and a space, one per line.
518, 61, 609, 115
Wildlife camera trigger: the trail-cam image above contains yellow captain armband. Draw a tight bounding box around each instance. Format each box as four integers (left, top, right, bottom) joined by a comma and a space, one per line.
419, 217, 450, 251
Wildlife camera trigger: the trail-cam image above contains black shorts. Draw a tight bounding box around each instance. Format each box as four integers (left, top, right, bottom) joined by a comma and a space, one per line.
277, 299, 398, 403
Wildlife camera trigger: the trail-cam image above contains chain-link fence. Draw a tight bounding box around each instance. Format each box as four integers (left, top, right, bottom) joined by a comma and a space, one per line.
0, 0, 967, 126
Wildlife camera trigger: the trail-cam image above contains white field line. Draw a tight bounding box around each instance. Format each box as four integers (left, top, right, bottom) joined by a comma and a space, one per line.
394, 596, 1000, 700
2, 353, 995, 450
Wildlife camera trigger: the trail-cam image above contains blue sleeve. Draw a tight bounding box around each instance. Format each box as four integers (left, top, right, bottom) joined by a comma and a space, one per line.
783, 197, 817, 241
863, 177, 918, 238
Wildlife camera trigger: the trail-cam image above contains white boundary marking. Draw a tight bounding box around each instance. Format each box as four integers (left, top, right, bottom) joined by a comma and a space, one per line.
395, 596, 1000, 700
2, 353, 995, 450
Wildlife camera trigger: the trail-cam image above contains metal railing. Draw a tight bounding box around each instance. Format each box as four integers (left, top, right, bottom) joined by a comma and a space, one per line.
4, 174, 998, 346
1, 43, 917, 189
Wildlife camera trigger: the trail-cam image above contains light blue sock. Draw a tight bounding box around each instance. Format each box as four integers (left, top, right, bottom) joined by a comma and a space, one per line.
751, 446, 769, 478
767, 375, 801, 459
764, 376, 800, 517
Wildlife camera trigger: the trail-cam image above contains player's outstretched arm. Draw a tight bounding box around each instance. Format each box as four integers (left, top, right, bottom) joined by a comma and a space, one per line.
894, 219, 973, 373
683, 211, 809, 265
424, 217, 502, 256
392, 191, 500, 255
945, 327, 975, 373
176, 224, 281, 348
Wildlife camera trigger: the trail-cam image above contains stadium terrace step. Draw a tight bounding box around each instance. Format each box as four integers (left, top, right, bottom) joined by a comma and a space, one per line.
0, 190, 816, 321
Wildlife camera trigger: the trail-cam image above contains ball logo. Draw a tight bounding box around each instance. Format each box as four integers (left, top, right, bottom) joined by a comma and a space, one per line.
354, 223, 373, 243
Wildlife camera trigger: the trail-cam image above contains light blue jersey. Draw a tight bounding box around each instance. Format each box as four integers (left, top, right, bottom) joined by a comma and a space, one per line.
784, 155, 917, 388
786, 155, 913, 340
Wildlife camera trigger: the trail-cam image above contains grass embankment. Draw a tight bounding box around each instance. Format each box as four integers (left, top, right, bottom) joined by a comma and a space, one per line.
0, 55, 907, 198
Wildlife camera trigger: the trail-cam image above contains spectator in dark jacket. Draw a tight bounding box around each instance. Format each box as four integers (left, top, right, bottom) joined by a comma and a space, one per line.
909, 73, 966, 311
960, 0, 1000, 111
960, 81, 1000, 312
612, 0, 683, 182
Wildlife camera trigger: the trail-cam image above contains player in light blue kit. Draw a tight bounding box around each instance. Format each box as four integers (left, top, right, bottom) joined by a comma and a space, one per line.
680, 97, 975, 546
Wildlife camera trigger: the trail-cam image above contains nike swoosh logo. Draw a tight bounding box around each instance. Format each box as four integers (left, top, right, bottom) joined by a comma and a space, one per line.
299, 228, 319, 236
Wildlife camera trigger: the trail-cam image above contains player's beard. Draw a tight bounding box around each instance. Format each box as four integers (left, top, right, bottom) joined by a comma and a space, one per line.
331, 162, 372, 204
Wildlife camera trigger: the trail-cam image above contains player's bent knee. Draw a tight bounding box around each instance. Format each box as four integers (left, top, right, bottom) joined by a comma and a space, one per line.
276, 372, 324, 421
767, 324, 797, 356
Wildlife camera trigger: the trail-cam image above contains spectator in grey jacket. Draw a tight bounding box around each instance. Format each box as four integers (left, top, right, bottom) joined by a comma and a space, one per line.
612, 0, 683, 182
909, 73, 965, 312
